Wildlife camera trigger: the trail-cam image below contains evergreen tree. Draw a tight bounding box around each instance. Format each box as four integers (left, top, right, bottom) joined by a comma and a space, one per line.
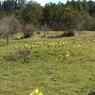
82, 0, 89, 12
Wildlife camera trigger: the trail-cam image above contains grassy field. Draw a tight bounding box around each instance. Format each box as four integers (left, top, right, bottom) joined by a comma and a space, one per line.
0, 31, 95, 95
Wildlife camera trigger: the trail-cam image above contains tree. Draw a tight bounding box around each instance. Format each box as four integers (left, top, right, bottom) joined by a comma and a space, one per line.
63, 6, 79, 36
22, 23, 34, 38
41, 2, 64, 31
82, 0, 89, 12
1, 0, 25, 11
21, 0, 43, 38
0, 16, 21, 45
88, 0, 95, 17
21, 1, 43, 24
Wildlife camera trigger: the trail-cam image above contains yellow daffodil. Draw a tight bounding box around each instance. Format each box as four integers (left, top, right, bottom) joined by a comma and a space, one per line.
28, 46, 31, 49
65, 54, 69, 57
77, 44, 80, 47
34, 88, 39, 94
38, 92, 43, 95
24, 43, 29, 47
65, 52, 70, 57
30, 92, 34, 95
62, 42, 65, 45
44, 42, 47, 44
32, 45, 35, 48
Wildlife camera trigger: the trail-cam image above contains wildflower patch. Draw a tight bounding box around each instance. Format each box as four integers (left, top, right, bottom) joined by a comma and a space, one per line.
29, 89, 43, 95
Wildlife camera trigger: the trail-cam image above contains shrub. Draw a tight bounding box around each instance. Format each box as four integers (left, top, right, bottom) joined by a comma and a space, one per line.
0, 16, 21, 45
63, 30, 75, 37
15, 44, 32, 63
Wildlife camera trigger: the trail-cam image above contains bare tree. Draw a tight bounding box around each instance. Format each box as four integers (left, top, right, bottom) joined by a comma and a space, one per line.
0, 16, 21, 45
41, 23, 50, 37
22, 23, 34, 38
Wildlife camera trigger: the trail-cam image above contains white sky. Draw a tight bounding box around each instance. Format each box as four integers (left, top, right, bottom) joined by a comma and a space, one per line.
0, 0, 95, 6
35, 0, 95, 6
35, 0, 66, 6
36, 0, 46, 6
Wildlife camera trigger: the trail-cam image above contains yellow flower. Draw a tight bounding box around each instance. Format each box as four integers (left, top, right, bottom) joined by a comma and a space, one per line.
34, 89, 39, 94
62, 42, 65, 45
77, 44, 80, 47
38, 92, 43, 95
44, 42, 47, 44
28, 46, 31, 49
65, 54, 69, 57
30, 92, 34, 95
32, 45, 35, 48
65, 52, 70, 57
24, 43, 29, 48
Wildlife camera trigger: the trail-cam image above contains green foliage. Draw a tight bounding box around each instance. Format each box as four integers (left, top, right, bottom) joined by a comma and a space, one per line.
88, 0, 95, 17
41, 2, 64, 30
1, 0, 95, 31
63, 6, 78, 30
21, 1, 43, 24
0, 0, 25, 11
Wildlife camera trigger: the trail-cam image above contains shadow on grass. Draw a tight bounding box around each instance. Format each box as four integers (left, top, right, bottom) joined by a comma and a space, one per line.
47, 33, 75, 39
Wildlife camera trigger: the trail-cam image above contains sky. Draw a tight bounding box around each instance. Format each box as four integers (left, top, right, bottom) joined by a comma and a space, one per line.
35, 0, 95, 6
35, 0, 68, 6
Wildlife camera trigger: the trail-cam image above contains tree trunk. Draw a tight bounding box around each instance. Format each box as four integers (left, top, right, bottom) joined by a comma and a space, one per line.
7, 36, 9, 45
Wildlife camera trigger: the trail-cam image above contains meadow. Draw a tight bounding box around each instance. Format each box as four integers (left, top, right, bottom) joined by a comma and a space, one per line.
0, 31, 95, 95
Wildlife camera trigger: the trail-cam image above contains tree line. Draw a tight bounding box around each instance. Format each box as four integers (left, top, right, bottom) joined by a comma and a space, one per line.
0, 0, 95, 43
0, 0, 25, 11
0, 0, 95, 30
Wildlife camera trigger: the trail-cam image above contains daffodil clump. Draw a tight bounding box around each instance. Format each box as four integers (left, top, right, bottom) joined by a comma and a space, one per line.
15, 43, 32, 51
27, 40, 68, 48
29, 89, 43, 95
24, 43, 32, 49
46, 41, 67, 48
65, 52, 70, 58
49, 50, 71, 59
73, 44, 81, 48
15, 40, 68, 49
14, 40, 72, 62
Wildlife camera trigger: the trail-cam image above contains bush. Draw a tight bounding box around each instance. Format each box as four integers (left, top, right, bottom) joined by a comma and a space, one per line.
22, 24, 34, 39
63, 30, 75, 37
37, 31, 40, 35
15, 43, 32, 63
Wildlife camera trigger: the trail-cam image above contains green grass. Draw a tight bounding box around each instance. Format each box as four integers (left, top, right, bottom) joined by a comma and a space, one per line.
0, 31, 95, 95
